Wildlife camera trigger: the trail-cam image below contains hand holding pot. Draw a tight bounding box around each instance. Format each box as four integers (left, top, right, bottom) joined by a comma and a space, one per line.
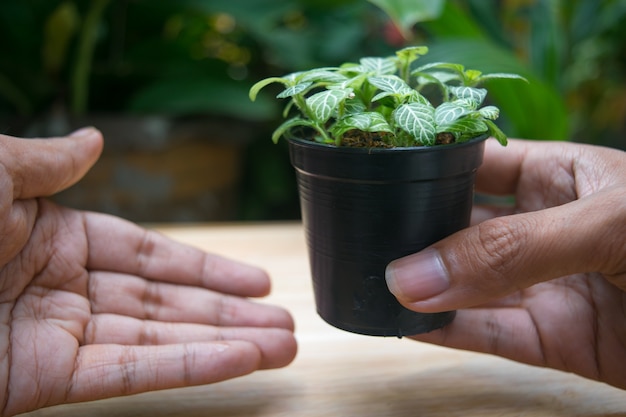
0, 130, 296, 416
386, 139, 626, 389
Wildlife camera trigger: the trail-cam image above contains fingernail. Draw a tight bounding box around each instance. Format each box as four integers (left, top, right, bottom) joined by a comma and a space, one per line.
385, 248, 450, 302
69, 126, 97, 138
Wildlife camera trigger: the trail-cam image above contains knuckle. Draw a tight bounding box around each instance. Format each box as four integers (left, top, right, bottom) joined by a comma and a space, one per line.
473, 217, 527, 278
141, 281, 163, 320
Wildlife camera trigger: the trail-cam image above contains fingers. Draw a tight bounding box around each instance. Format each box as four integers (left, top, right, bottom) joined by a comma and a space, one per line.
84, 212, 272, 297
0, 128, 103, 199
88, 271, 295, 330
85, 314, 297, 369
385, 188, 626, 312
67, 341, 264, 404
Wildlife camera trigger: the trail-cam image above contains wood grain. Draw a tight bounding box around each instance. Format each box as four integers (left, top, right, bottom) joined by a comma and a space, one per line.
27, 222, 626, 417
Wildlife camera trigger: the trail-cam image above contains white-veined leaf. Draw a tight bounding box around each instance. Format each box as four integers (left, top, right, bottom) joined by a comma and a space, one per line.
435, 102, 473, 125
449, 86, 487, 106
359, 57, 397, 75
411, 62, 465, 77
271, 117, 315, 144
371, 91, 396, 103
332, 112, 393, 138
415, 71, 459, 86
452, 98, 479, 109
306, 88, 353, 123
479, 105, 500, 120
344, 100, 367, 114
438, 117, 488, 135
406, 91, 430, 105
299, 70, 348, 84
277, 82, 313, 99
393, 103, 436, 145
368, 75, 412, 94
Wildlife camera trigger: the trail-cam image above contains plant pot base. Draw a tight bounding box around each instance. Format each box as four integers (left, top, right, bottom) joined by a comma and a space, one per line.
318, 308, 455, 338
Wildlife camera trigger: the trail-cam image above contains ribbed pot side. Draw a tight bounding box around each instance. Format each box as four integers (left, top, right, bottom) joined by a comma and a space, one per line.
288, 135, 487, 337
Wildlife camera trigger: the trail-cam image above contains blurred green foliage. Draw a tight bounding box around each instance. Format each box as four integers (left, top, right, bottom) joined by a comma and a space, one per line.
383, 0, 626, 148
0, 0, 624, 219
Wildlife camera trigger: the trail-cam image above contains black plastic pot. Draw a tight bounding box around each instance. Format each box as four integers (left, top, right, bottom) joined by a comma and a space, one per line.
288, 135, 488, 337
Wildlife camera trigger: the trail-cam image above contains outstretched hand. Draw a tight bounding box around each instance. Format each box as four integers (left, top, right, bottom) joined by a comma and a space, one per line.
386, 139, 626, 389
0, 129, 296, 416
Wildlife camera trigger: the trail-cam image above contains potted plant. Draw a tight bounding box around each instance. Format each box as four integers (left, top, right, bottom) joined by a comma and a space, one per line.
249, 46, 525, 337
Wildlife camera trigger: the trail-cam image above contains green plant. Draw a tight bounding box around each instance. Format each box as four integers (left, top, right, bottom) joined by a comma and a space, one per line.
250, 46, 525, 147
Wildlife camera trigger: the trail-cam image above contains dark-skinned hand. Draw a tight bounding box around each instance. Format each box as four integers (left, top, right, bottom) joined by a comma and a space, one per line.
0, 128, 297, 416
387, 139, 626, 390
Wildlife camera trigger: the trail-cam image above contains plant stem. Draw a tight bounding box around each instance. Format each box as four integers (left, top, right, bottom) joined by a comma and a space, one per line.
71, 0, 110, 116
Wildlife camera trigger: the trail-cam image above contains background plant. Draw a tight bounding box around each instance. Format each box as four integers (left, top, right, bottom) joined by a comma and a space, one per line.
0, 0, 623, 220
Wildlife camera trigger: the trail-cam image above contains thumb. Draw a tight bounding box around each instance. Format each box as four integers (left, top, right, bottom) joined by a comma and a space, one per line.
0, 127, 103, 199
385, 190, 626, 312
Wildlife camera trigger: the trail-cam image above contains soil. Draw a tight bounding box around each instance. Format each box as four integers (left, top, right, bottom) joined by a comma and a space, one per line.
341, 130, 394, 148
435, 132, 456, 145
339, 130, 457, 147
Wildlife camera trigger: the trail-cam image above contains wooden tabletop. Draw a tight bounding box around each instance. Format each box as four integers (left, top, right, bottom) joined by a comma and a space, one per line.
29, 222, 626, 417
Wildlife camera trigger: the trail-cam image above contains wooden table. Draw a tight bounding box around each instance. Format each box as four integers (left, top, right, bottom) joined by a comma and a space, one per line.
28, 222, 626, 416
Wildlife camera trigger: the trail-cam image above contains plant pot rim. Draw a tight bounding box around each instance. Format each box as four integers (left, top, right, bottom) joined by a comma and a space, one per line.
288, 133, 489, 182
287, 133, 489, 154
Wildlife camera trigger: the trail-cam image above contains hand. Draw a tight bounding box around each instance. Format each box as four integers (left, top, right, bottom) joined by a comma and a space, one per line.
386, 139, 626, 389
0, 129, 297, 416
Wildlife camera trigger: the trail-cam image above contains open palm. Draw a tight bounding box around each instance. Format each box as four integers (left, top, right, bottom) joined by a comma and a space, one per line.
0, 130, 296, 416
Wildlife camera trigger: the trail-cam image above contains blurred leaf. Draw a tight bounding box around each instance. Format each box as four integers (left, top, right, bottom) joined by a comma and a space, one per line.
367, 0, 445, 38
421, 0, 485, 39
129, 78, 278, 121
43, 1, 80, 75
422, 39, 569, 140
528, 0, 566, 89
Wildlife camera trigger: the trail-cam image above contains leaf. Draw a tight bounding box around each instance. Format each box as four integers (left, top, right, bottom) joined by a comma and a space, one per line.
449, 86, 487, 106
438, 117, 488, 135
412, 62, 466, 77
434, 102, 473, 125
371, 91, 396, 103
414, 71, 458, 86
418, 39, 568, 140
299, 69, 348, 84
463, 69, 483, 85
133, 78, 278, 120
477, 72, 529, 84
406, 91, 431, 105
367, 0, 445, 39
344, 100, 367, 114
359, 57, 397, 75
306, 88, 353, 123
396, 46, 429, 64
368, 75, 412, 94
331, 112, 393, 138
393, 103, 436, 145
43, 1, 79, 75
478, 105, 500, 120
249, 77, 288, 101
271, 117, 315, 144
484, 119, 508, 146
276, 82, 313, 99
